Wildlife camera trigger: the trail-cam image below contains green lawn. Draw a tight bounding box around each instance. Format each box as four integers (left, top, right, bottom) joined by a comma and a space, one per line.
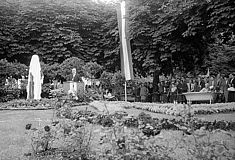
0, 110, 53, 160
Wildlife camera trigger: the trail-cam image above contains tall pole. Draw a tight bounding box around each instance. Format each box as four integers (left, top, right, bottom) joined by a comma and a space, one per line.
117, 0, 134, 102
124, 81, 127, 101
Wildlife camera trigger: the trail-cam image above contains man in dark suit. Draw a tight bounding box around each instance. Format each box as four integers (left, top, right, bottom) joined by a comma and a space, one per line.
220, 75, 229, 102
197, 77, 205, 90
71, 68, 81, 82
180, 77, 188, 104
181, 77, 188, 93
68, 68, 81, 99
230, 73, 235, 88
227, 73, 235, 102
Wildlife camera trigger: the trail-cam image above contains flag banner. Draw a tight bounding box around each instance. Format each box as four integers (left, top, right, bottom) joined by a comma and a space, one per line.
117, 0, 134, 81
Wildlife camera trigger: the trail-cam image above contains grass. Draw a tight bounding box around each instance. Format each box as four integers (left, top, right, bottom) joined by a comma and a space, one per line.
0, 110, 53, 160
0, 103, 235, 159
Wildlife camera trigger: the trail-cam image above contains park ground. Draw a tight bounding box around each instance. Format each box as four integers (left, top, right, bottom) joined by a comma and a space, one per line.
0, 104, 235, 160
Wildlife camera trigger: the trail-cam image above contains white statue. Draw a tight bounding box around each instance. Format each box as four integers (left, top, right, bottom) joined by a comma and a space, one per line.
27, 55, 43, 100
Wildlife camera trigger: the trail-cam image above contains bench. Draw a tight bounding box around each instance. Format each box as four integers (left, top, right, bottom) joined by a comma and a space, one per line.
183, 92, 216, 104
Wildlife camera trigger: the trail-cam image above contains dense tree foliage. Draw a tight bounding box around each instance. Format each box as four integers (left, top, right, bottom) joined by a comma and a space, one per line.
58, 57, 85, 81
129, 0, 235, 75
0, 58, 28, 78
0, 0, 234, 79
0, 59, 28, 86
83, 61, 103, 79
0, 0, 107, 64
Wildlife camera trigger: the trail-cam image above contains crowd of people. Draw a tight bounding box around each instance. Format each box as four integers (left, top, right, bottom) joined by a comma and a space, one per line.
5, 76, 27, 89
4, 68, 235, 104
135, 73, 235, 103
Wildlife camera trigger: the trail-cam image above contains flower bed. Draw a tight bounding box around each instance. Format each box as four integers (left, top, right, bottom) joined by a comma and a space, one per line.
89, 100, 135, 112
56, 108, 235, 133
0, 97, 87, 110
0, 99, 56, 110
192, 103, 235, 115
25, 108, 235, 160
133, 102, 235, 116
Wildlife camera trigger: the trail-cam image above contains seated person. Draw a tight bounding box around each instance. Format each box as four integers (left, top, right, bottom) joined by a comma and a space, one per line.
200, 83, 210, 92
104, 89, 116, 100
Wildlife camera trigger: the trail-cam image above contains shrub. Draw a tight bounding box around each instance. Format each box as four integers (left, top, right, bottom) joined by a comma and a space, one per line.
77, 89, 102, 102
58, 57, 85, 81
83, 62, 103, 79
25, 123, 56, 155
56, 102, 73, 119
25, 118, 94, 159
41, 62, 61, 83
0, 99, 55, 109
0, 59, 28, 87
41, 83, 53, 98
0, 87, 25, 102
100, 71, 114, 90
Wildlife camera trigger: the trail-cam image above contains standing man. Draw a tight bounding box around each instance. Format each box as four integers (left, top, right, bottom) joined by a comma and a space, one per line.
181, 77, 188, 93
147, 82, 153, 102
230, 73, 235, 88
140, 83, 148, 102
220, 75, 229, 102
187, 78, 193, 92
69, 68, 81, 98
208, 76, 215, 91
181, 77, 188, 104
134, 82, 141, 102
71, 68, 81, 82
214, 73, 221, 92
158, 81, 164, 103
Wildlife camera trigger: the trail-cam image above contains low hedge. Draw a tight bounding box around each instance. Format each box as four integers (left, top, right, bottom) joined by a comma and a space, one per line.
0, 88, 26, 102
0, 83, 53, 102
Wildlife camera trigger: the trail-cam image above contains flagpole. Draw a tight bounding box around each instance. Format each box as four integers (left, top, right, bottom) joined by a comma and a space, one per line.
117, 0, 134, 101
124, 81, 127, 101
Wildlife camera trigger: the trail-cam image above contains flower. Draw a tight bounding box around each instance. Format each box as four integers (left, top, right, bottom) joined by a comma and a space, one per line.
25, 123, 32, 130
44, 125, 50, 132
52, 121, 59, 126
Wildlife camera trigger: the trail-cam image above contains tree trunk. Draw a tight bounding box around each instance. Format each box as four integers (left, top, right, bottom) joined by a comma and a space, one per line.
152, 68, 161, 102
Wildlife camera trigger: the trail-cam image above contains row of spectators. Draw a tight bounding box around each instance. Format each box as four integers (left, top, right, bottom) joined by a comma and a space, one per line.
135, 73, 235, 103
5, 76, 27, 89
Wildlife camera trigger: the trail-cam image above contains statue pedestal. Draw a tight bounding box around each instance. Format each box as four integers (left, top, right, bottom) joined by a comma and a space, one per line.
63, 81, 84, 95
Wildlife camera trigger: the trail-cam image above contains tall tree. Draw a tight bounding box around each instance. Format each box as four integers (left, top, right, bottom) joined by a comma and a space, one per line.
0, 0, 234, 78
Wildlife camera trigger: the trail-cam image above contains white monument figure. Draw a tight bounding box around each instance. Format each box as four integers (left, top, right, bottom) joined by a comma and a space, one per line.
27, 55, 42, 100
